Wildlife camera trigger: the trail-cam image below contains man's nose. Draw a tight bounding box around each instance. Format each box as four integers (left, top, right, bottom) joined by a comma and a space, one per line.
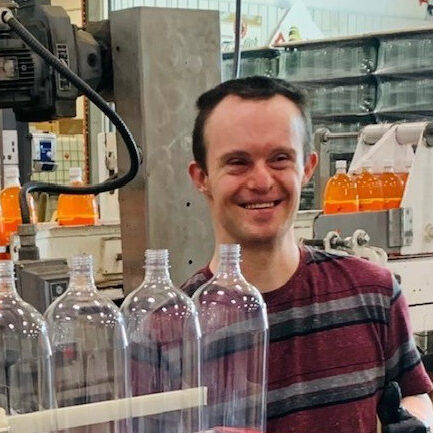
246, 164, 274, 192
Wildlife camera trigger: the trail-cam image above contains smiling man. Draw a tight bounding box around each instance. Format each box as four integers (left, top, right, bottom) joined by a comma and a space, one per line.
182, 76, 433, 433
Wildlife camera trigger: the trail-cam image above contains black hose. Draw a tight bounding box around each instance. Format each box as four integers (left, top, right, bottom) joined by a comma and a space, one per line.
0, 9, 141, 223
232, 0, 242, 79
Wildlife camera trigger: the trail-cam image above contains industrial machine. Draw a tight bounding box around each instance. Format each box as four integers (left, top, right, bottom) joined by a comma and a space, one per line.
309, 121, 433, 336
0, 0, 219, 308
0, 0, 102, 121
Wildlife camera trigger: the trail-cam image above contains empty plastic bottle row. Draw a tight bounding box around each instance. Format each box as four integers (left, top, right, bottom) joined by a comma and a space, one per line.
222, 54, 279, 82
0, 244, 268, 433
323, 159, 411, 214
278, 45, 377, 81
378, 37, 433, 72
222, 34, 433, 81
0, 167, 98, 258
377, 78, 433, 112
221, 44, 377, 83
310, 83, 376, 115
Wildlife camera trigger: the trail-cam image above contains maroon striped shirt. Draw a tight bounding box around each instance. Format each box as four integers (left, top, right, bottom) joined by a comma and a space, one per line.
181, 246, 432, 433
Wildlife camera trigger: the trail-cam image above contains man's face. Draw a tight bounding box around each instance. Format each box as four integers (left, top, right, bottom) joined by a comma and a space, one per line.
189, 95, 317, 245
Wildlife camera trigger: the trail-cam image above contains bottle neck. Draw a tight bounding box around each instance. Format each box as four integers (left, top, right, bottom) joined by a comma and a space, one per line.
0, 276, 17, 295
143, 266, 172, 284
69, 269, 96, 292
70, 176, 83, 185
216, 257, 242, 277
5, 177, 20, 188
336, 167, 346, 175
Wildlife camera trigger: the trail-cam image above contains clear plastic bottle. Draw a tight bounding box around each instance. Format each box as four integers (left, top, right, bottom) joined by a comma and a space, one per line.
121, 249, 202, 433
0, 166, 37, 244
379, 160, 404, 210
44, 255, 130, 433
0, 260, 56, 419
57, 167, 98, 226
323, 160, 359, 214
192, 244, 268, 433
357, 163, 384, 211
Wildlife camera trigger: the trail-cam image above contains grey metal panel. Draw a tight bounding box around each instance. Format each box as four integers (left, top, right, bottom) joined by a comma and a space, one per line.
313, 209, 413, 254
111, 7, 220, 293
15, 259, 69, 313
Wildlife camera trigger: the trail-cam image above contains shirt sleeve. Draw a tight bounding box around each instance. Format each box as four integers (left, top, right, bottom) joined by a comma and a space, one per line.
385, 275, 433, 397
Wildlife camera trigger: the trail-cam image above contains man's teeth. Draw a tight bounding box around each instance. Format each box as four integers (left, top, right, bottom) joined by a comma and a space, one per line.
244, 202, 275, 209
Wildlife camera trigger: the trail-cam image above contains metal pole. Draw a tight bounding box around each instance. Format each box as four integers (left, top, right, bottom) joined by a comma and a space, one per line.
319, 131, 359, 142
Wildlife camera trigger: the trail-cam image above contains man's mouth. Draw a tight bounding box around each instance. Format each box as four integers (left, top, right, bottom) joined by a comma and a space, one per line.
241, 200, 282, 209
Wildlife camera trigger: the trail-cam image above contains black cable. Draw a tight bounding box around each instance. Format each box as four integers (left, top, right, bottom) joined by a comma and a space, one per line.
232, 0, 242, 79
0, 8, 141, 223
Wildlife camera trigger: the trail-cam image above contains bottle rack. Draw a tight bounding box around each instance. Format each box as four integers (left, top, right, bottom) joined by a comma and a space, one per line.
0, 387, 206, 433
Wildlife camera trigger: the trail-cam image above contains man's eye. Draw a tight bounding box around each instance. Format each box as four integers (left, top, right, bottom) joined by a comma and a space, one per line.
227, 159, 247, 166
271, 154, 291, 163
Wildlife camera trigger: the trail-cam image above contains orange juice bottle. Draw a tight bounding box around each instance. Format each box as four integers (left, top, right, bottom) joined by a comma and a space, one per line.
357, 163, 384, 212
396, 159, 412, 188
379, 160, 404, 210
0, 167, 37, 246
57, 167, 98, 226
323, 160, 359, 214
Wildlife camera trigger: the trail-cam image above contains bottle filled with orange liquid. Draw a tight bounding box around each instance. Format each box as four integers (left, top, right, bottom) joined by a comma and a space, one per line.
0, 167, 37, 247
396, 159, 412, 188
323, 160, 359, 214
57, 167, 98, 226
357, 163, 384, 212
379, 160, 404, 210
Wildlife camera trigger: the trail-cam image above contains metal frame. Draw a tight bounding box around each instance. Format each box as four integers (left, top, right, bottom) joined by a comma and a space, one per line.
313, 127, 359, 209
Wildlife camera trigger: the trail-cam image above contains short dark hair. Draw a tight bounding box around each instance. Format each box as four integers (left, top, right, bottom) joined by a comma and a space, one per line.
192, 76, 313, 172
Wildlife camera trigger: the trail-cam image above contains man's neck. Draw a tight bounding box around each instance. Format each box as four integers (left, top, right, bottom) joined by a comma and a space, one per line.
209, 231, 300, 293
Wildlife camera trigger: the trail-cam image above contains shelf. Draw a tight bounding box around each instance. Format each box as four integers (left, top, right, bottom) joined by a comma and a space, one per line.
285, 75, 377, 87
375, 70, 433, 79
312, 113, 379, 123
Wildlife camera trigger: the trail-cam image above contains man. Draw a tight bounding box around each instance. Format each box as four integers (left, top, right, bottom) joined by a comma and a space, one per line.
182, 76, 433, 433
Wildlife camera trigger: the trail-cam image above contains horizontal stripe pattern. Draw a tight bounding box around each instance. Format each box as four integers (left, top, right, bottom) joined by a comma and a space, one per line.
268, 291, 390, 341
195, 289, 392, 356
181, 247, 431, 431
267, 367, 385, 418
385, 339, 421, 382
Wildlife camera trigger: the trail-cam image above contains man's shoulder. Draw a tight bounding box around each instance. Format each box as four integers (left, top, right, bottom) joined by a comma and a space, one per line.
180, 267, 212, 297
303, 246, 393, 291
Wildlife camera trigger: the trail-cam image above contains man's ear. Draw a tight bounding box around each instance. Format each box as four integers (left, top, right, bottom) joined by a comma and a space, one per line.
188, 160, 210, 196
302, 151, 318, 187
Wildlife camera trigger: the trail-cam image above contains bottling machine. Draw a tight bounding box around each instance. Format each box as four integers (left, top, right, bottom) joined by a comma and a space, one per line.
310, 121, 433, 335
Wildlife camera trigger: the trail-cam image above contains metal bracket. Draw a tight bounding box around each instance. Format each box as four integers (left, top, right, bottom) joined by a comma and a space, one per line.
401, 207, 413, 246
388, 207, 413, 247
